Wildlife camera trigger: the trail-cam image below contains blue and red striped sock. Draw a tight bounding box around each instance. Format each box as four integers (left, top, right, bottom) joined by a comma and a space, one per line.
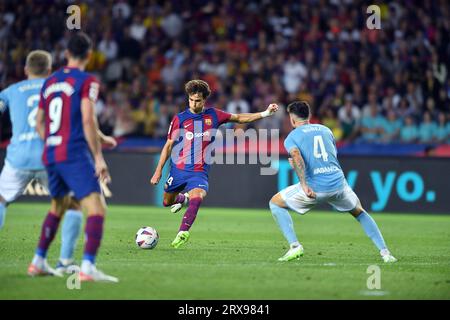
83, 215, 104, 264
179, 197, 202, 232
36, 212, 61, 258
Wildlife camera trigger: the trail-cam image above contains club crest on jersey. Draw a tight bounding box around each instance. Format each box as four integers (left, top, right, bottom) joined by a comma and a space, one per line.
204, 118, 212, 126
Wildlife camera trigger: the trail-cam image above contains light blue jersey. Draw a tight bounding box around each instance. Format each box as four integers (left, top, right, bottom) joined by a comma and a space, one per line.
284, 123, 345, 193
0, 78, 45, 170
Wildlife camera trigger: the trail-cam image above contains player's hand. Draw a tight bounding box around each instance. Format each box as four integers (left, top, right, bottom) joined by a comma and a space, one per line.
101, 135, 118, 149
95, 157, 111, 184
302, 185, 316, 199
266, 103, 279, 115
150, 171, 161, 185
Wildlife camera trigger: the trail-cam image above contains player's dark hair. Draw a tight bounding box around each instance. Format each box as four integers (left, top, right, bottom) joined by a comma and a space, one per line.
25, 50, 52, 76
67, 32, 92, 60
287, 101, 310, 120
185, 80, 211, 99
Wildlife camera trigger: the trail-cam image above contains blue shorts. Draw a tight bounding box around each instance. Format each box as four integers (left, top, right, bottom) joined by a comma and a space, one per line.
46, 158, 101, 200
164, 168, 209, 194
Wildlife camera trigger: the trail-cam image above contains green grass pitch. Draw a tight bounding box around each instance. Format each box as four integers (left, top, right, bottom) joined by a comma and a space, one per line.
0, 203, 449, 300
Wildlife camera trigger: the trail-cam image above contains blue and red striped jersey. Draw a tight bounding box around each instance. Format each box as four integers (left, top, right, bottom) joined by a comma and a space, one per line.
38, 67, 100, 165
168, 107, 232, 173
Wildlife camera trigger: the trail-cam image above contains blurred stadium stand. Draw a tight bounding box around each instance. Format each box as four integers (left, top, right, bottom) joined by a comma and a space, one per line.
0, 0, 449, 156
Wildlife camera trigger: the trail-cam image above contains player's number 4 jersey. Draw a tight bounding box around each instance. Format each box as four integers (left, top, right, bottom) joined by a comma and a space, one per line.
284, 124, 345, 193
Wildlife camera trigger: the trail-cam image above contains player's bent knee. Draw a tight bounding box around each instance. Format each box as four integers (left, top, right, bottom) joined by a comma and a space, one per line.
80, 192, 106, 216
270, 193, 286, 208
189, 188, 206, 200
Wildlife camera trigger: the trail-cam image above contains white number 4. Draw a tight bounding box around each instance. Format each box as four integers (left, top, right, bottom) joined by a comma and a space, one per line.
313, 135, 328, 161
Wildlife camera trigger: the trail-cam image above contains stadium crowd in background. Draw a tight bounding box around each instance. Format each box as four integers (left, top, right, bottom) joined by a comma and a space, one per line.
0, 0, 449, 144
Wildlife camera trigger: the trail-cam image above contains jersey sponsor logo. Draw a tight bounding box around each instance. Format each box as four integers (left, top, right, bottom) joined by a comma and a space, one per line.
185, 131, 210, 140
46, 135, 62, 146
43, 82, 74, 98
313, 165, 341, 175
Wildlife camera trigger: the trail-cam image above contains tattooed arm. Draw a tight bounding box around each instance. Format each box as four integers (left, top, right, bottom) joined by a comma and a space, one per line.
289, 148, 316, 199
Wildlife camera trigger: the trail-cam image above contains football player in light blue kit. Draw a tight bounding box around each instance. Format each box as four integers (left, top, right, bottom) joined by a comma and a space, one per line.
270, 101, 397, 263
0, 50, 116, 275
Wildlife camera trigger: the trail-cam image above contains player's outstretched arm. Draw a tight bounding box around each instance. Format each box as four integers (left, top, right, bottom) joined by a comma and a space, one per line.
290, 148, 316, 199
229, 103, 279, 124
150, 139, 174, 185
81, 97, 111, 184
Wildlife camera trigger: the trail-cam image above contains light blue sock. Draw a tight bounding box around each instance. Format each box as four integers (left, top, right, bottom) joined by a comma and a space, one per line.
0, 203, 6, 229
59, 210, 83, 261
269, 201, 298, 245
356, 211, 387, 251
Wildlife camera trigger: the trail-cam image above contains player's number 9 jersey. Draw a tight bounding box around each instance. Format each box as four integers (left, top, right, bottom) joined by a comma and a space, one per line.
39, 67, 99, 165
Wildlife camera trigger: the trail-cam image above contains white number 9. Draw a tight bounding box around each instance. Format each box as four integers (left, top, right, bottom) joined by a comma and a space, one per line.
49, 97, 63, 134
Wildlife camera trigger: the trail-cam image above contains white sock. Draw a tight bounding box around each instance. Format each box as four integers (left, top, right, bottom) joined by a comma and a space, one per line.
380, 249, 390, 256
81, 260, 94, 273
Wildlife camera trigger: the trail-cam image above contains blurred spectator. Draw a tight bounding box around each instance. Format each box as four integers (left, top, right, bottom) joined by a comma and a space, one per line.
226, 88, 250, 115
161, 58, 184, 88
380, 110, 402, 143
362, 93, 381, 118
282, 55, 307, 94
338, 95, 360, 141
161, 3, 183, 38
129, 15, 147, 42
418, 112, 438, 144
98, 31, 118, 61
113, 100, 137, 137
400, 116, 419, 143
434, 112, 449, 144
360, 104, 385, 142
321, 109, 343, 141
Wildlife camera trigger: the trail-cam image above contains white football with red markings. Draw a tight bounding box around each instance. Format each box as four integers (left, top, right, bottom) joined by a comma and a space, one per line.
135, 226, 159, 249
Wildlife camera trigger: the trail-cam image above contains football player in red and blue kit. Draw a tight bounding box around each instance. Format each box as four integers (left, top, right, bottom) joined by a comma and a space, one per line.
151, 79, 279, 248
28, 33, 117, 282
